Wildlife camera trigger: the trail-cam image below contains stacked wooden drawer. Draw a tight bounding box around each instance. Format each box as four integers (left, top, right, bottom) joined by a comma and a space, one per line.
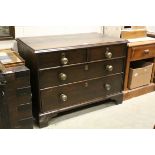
0, 65, 33, 129
17, 33, 127, 127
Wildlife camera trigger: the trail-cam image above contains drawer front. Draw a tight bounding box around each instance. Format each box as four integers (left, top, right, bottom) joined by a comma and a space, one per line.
16, 117, 33, 129
17, 103, 32, 119
88, 44, 126, 61
131, 44, 155, 61
5, 86, 31, 105
15, 70, 30, 87
3, 66, 30, 86
4, 71, 30, 89
7, 103, 32, 124
36, 48, 87, 68
39, 58, 124, 89
40, 74, 123, 112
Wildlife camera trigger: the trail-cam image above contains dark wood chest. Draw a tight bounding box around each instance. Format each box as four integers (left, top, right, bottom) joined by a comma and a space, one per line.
0, 65, 33, 129
17, 33, 127, 127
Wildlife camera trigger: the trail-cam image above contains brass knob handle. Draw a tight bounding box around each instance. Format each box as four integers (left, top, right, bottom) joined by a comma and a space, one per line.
106, 65, 113, 72
105, 51, 112, 59
105, 84, 111, 91
144, 49, 150, 54
60, 94, 68, 102
61, 57, 68, 65
59, 73, 67, 81
84, 82, 88, 87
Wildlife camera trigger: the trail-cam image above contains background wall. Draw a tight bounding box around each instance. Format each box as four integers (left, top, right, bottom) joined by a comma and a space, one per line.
103, 26, 122, 38
0, 26, 103, 50
147, 26, 155, 32
1, 26, 155, 51
15, 26, 102, 37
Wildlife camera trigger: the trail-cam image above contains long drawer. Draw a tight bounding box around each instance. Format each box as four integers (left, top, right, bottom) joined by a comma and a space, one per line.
40, 74, 123, 112
130, 44, 155, 61
36, 44, 126, 69
39, 58, 124, 89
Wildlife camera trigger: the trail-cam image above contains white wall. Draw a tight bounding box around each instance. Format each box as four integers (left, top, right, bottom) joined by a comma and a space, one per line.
103, 26, 123, 38
0, 26, 103, 51
15, 26, 102, 38
146, 26, 155, 32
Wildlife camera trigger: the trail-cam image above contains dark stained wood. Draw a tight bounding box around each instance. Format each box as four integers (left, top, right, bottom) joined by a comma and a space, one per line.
38, 92, 123, 128
17, 33, 126, 52
0, 73, 10, 128
36, 43, 126, 69
88, 44, 126, 61
17, 33, 127, 127
0, 65, 33, 129
36, 48, 87, 69
41, 74, 123, 112
39, 58, 124, 89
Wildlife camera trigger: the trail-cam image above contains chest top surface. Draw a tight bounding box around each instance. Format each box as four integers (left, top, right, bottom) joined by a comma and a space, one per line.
17, 33, 127, 52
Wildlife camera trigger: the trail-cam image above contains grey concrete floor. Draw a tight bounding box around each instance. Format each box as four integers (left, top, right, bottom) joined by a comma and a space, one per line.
37, 92, 155, 129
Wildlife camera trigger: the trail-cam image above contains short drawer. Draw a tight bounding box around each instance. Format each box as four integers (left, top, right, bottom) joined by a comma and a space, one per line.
8, 103, 32, 121
88, 44, 126, 61
130, 44, 155, 61
17, 103, 32, 119
39, 58, 125, 89
16, 117, 33, 129
4, 86, 31, 104
40, 74, 123, 112
36, 48, 87, 68
4, 66, 30, 88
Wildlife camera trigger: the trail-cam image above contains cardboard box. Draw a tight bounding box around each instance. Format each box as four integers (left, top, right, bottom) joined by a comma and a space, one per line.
128, 61, 153, 89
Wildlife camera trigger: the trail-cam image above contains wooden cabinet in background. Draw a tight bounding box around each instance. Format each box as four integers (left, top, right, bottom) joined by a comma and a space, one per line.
123, 41, 155, 100
0, 49, 33, 129
0, 63, 33, 129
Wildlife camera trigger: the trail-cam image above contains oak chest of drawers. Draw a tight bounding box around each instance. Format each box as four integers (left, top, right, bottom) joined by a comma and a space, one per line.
17, 33, 127, 127
0, 65, 33, 129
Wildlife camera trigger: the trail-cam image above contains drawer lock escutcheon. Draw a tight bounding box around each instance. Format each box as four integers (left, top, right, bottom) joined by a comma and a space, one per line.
84, 65, 89, 71
84, 82, 88, 87
60, 94, 68, 102
105, 84, 111, 91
